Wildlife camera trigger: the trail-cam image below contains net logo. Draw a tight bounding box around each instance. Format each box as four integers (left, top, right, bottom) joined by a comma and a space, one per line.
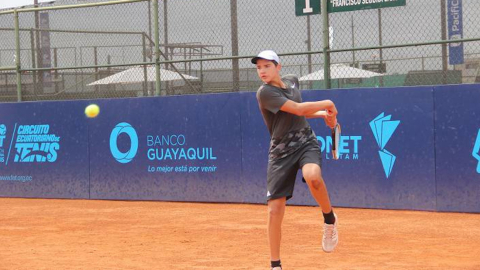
473, 129, 480, 174
317, 135, 362, 160
110, 122, 138, 164
370, 113, 400, 178
0, 124, 6, 163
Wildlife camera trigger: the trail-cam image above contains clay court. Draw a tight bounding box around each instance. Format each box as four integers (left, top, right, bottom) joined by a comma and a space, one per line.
1, 198, 479, 270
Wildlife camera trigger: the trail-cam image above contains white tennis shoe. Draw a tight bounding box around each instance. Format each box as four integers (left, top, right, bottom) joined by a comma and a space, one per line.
322, 213, 338, 253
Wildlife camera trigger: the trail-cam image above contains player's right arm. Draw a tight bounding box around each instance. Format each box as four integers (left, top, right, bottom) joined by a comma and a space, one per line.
280, 100, 337, 117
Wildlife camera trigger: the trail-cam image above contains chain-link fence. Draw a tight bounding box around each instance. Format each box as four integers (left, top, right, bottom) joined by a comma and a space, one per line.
1, 0, 479, 102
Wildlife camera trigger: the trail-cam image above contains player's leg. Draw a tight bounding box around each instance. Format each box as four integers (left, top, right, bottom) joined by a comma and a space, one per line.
268, 197, 286, 263
299, 142, 338, 252
302, 163, 332, 213
302, 163, 339, 252
266, 156, 298, 269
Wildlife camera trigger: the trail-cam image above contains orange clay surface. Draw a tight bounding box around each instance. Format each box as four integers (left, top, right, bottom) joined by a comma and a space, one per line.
0, 198, 479, 270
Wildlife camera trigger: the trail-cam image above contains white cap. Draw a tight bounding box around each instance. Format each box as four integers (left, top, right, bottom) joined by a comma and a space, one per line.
251, 50, 280, 64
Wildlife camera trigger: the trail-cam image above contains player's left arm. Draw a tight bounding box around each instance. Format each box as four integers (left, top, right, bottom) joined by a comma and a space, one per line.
294, 76, 336, 121
305, 110, 328, 119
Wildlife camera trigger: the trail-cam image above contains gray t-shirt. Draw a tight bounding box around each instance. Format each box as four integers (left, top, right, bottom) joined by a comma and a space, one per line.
256, 75, 317, 160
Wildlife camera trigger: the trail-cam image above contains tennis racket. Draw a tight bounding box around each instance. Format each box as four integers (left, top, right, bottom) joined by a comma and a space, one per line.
318, 110, 341, 160
331, 123, 341, 160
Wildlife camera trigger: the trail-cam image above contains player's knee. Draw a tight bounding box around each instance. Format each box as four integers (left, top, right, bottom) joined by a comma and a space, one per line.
305, 175, 323, 190
268, 203, 284, 217
311, 178, 323, 190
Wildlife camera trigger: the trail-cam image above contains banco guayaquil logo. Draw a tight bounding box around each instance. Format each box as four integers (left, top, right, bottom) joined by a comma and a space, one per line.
369, 113, 400, 178
0, 123, 61, 164
110, 122, 138, 164
473, 128, 480, 174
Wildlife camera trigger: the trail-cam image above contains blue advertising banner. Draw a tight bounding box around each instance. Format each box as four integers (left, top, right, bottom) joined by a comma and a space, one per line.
88, 94, 244, 202
434, 84, 480, 213
239, 92, 271, 203
448, 0, 464, 65
302, 87, 436, 210
241, 87, 437, 210
1, 84, 479, 213
0, 101, 90, 199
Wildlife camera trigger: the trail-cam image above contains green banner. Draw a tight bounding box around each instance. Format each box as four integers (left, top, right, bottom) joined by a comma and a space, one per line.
328, 0, 406, 13
295, 0, 406, 16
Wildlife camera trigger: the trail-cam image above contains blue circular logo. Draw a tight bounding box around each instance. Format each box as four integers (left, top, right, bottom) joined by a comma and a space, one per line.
110, 122, 138, 164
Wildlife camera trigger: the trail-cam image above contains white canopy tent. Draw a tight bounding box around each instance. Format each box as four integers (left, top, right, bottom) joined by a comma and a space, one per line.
299, 64, 383, 81
88, 65, 198, 86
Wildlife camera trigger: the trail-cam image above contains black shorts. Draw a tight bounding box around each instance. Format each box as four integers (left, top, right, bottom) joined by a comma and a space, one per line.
266, 141, 322, 201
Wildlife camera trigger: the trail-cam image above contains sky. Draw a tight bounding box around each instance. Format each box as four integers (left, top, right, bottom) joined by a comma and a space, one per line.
0, 0, 55, 10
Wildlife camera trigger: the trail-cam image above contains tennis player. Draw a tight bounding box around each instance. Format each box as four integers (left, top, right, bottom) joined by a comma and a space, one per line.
252, 50, 339, 270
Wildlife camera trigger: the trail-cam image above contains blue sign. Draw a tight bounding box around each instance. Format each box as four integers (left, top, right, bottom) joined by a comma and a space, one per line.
300, 88, 436, 210
0, 101, 90, 199
1, 85, 480, 213
242, 88, 436, 210
88, 95, 243, 202
448, 0, 464, 65
434, 85, 480, 212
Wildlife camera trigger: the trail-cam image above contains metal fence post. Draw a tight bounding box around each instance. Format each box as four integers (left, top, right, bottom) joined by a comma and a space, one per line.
30, 29, 38, 97
440, 0, 448, 85
93, 46, 99, 92
153, 0, 161, 96
230, 0, 240, 91
306, 15, 313, 90
142, 33, 148, 96
322, 0, 331, 89
14, 9, 22, 102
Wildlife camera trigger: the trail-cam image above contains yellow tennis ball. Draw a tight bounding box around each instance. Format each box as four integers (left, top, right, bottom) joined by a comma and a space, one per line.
85, 104, 100, 118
